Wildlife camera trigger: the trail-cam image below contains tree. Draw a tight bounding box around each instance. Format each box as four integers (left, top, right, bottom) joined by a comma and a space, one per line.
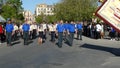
1, 0, 24, 22
46, 15, 57, 23
54, 0, 98, 21
35, 12, 45, 23
35, 15, 43, 23
1, 4, 16, 19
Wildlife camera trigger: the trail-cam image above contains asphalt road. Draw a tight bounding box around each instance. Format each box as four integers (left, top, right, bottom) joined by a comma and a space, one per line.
0, 34, 120, 68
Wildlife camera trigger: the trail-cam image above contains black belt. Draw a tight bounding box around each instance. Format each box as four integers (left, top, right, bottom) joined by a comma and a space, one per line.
70, 32, 75, 33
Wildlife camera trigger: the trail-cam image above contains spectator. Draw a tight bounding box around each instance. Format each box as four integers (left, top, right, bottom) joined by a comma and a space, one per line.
96, 23, 102, 39
109, 27, 116, 40
0, 24, 3, 44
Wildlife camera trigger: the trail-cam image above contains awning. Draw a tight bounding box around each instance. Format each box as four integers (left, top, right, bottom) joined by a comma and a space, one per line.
0, 15, 6, 22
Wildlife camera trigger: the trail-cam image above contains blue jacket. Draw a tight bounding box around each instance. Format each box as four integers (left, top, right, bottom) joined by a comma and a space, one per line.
57, 24, 65, 32
111, 28, 115, 32
67, 24, 75, 33
76, 23, 82, 30
5, 24, 14, 32
22, 23, 30, 31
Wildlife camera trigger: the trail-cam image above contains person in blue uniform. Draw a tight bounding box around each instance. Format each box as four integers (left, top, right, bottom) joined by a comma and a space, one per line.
56, 20, 65, 48
22, 20, 30, 45
5, 19, 14, 46
67, 21, 76, 46
76, 21, 83, 40
63, 21, 68, 42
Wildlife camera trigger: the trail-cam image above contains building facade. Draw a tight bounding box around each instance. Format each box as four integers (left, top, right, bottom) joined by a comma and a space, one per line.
23, 10, 35, 24
35, 4, 54, 16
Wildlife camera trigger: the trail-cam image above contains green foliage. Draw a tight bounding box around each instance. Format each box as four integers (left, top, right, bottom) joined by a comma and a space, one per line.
35, 12, 57, 23
46, 15, 57, 23
1, 0, 24, 22
35, 15, 43, 23
17, 13, 24, 21
1, 4, 16, 19
54, 0, 98, 21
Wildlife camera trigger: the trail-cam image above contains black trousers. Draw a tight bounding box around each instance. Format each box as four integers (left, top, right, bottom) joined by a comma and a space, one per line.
51, 31, 55, 42
58, 32, 63, 47
13, 31, 18, 41
117, 33, 120, 40
32, 29, 37, 39
68, 32, 74, 46
39, 31, 43, 38
43, 31, 46, 40
6, 32, 12, 45
109, 32, 116, 39
96, 31, 100, 39
0, 33, 2, 43
23, 31, 29, 45
29, 31, 32, 40
77, 29, 82, 40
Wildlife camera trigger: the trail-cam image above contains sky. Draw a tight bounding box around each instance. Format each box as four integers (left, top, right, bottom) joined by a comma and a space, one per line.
22, 0, 60, 14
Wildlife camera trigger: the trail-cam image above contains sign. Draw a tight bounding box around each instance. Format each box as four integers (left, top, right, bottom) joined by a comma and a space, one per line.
96, 0, 120, 32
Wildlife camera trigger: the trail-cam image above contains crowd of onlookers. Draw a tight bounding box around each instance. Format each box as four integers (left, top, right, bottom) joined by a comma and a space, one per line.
82, 22, 120, 41
0, 20, 120, 46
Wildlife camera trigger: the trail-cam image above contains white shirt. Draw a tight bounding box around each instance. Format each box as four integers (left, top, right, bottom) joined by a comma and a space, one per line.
38, 25, 44, 32
32, 24, 37, 30
96, 24, 102, 32
14, 25, 18, 31
49, 24, 56, 31
29, 25, 33, 31
42, 24, 47, 30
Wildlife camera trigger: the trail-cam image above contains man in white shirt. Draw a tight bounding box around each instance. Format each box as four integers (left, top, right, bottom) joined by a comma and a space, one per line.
42, 22, 47, 40
19, 24, 23, 39
96, 23, 102, 39
32, 22, 37, 39
29, 24, 33, 40
13, 23, 19, 41
49, 23, 57, 42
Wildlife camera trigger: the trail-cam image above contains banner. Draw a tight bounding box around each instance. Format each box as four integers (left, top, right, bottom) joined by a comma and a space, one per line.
96, 0, 120, 32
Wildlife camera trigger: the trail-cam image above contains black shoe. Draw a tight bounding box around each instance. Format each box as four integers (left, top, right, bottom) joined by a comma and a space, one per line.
77, 38, 79, 40
69, 45, 72, 47
58, 45, 62, 48
24, 43, 28, 45
7, 44, 12, 46
52, 41, 55, 43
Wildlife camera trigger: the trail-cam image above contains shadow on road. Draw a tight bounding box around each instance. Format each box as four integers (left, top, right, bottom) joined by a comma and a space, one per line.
80, 43, 120, 56
28, 40, 33, 45
12, 41, 21, 46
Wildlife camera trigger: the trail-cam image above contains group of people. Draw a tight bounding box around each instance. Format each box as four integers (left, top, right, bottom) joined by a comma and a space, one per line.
0, 19, 48, 46
0, 19, 119, 48
83, 22, 120, 40
0, 19, 84, 48
56, 20, 83, 48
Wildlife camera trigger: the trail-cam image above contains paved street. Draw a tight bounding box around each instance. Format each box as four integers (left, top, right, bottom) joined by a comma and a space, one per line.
0, 34, 120, 68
